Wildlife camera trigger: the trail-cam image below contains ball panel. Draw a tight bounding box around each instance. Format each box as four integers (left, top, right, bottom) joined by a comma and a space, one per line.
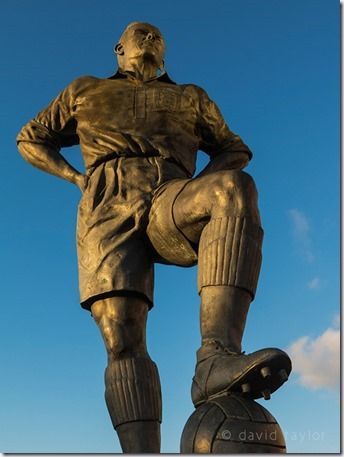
217, 419, 286, 447
194, 405, 225, 453
211, 395, 251, 420
233, 395, 269, 422
180, 402, 213, 453
212, 439, 286, 453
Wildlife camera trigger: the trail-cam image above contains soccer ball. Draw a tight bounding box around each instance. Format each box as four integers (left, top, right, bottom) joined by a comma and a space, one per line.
180, 393, 286, 453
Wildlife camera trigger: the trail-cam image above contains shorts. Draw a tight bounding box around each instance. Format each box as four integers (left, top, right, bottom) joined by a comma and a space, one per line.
77, 157, 197, 311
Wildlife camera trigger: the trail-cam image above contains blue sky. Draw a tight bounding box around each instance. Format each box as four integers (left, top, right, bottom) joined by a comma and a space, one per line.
0, 0, 340, 453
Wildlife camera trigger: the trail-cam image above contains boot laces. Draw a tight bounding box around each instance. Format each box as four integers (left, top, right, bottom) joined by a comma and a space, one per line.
204, 339, 245, 356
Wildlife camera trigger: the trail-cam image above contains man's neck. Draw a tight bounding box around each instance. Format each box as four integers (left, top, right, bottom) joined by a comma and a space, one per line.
122, 58, 161, 82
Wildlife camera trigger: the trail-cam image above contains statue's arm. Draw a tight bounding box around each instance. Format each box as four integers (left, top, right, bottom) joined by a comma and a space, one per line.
17, 139, 86, 191
17, 78, 88, 192
194, 87, 252, 177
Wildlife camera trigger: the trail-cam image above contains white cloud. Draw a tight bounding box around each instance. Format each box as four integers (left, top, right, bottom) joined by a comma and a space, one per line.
307, 277, 321, 290
288, 209, 314, 262
287, 324, 340, 391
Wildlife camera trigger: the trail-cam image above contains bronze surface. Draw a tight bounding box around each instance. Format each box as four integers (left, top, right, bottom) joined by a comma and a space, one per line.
17, 22, 291, 453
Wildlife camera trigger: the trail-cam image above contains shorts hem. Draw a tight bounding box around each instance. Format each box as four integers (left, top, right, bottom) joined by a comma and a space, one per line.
148, 179, 198, 266
80, 290, 154, 312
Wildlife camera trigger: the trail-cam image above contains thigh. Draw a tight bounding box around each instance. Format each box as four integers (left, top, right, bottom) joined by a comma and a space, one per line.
147, 172, 229, 265
147, 170, 249, 265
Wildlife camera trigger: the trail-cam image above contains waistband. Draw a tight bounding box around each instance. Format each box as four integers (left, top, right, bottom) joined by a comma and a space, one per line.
87, 152, 192, 179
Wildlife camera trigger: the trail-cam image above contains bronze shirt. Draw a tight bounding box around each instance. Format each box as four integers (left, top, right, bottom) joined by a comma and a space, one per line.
16, 71, 251, 178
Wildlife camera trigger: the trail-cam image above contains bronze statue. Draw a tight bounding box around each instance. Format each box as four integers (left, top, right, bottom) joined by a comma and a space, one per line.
17, 22, 291, 453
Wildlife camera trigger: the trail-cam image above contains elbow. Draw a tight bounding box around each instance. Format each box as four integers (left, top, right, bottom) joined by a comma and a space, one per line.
17, 140, 32, 163
17, 141, 42, 167
239, 154, 250, 169
16, 127, 32, 162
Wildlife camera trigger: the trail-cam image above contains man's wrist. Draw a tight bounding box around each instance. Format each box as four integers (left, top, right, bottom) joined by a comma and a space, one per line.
66, 169, 82, 185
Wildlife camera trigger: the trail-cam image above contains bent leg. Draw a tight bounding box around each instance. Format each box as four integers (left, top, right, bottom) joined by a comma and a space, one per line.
172, 170, 263, 349
91, 296, 161, 453
172, 170, 291, 403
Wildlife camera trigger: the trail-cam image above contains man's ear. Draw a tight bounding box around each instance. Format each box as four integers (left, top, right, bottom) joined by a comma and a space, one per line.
114, 43, 124, 55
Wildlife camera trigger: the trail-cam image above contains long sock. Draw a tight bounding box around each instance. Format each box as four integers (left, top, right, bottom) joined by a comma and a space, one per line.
198, 216, 263, 297
105, 355, 162, 429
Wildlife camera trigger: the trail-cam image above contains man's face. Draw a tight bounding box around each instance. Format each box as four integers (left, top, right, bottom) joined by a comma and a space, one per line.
117, 23, 165, 69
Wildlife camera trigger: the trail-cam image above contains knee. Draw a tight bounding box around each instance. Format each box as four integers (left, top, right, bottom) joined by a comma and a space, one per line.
209, 170, 258, 216
91, 299, 147, 358
214, 169, 257, 198
99, 317, 128, 357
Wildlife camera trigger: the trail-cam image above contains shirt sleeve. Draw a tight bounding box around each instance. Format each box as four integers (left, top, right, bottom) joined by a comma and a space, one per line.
195, 86, 252, 160
16, 78, 81, 150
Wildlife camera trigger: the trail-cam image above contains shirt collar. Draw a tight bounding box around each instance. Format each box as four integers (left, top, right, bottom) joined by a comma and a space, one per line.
108, 69, 176, 85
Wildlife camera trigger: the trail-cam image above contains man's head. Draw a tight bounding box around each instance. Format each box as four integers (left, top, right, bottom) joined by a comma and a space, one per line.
114, 22, 165, 73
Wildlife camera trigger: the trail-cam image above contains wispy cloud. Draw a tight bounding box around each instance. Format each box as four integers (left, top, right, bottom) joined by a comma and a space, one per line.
307, 277, 321, 290
287, 318, 340, 391
288, 209, 314, 262
289, 208, 310, 235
